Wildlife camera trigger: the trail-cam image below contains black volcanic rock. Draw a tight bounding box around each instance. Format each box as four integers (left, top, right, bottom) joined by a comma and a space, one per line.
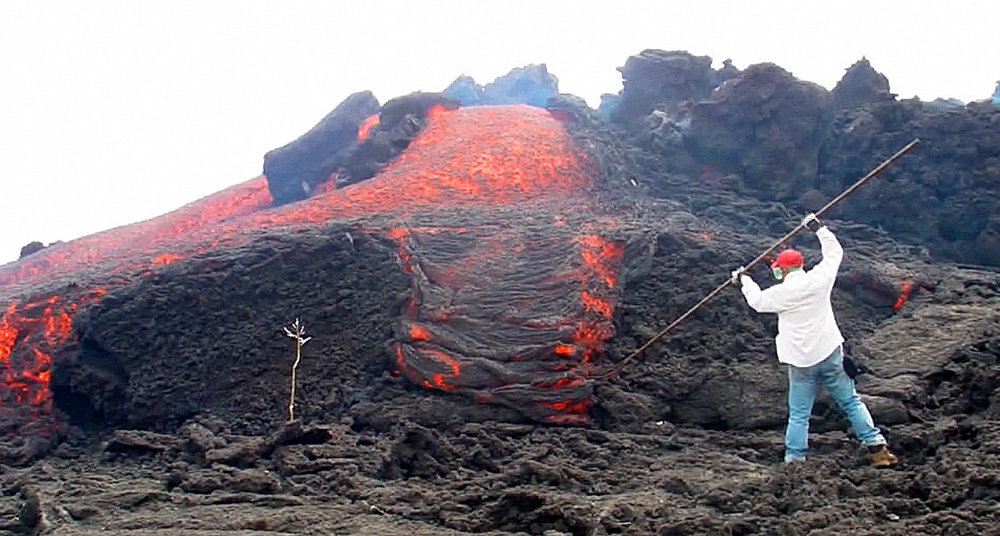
832, 57, 895, 110
5, 52, 1000, 536
18, 241, 45, 259
54, 229, 408, 431
443, 65, 559, 107
977, 215, 1000, 266
376, 92, 457, 127
711, 58, 741, 87
443, 75, 482, 105
611, 49, 714, 124
482, 64, 559, 107
820, 101, 1000, 266
686, 63, 834, 200
336, 92, 458, 187
263, 91, 380, 206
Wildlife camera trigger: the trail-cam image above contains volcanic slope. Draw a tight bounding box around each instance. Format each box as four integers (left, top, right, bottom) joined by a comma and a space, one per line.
0, 105, 641, 435
1, 101, 999, 535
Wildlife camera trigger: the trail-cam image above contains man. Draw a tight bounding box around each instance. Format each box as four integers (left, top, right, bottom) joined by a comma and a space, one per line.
731, 213, 898, 467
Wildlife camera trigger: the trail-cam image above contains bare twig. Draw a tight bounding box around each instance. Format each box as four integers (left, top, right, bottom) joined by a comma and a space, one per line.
282, 318, 311, 422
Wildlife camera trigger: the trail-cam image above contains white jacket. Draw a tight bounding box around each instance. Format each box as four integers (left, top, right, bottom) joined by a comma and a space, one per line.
739, 226, 845, 367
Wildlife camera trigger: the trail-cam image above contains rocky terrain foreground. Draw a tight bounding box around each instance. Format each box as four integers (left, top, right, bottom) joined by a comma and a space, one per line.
1, 51, 998, 535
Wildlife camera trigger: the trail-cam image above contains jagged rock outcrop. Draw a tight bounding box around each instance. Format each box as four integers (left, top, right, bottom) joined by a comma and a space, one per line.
264, 91, 458, 195
443, 75, 481, 105
832, 57, 895, 110
610, 49, 715, 124
18, 241, 45, 259
262, 91, 380, 205
711, 58, 741, 87
820, 100, 1000, 266
482, 64, 559, 107
336, 92, 458, 187
685, 63, 834, 200
443, 64, 559, 107
614, 54, 1000, 268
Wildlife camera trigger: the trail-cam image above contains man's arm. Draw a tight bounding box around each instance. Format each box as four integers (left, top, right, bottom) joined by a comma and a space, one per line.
809, 226, 843, 283
740, 274, 784, 313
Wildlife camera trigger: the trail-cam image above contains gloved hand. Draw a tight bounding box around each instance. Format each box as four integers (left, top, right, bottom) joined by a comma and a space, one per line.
802, 213, 822, 232
731, 267, 744, 287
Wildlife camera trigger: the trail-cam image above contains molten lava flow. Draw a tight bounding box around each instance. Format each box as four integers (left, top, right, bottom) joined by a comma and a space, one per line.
0, 302, 17, 363
1, 105, 623, 424
581, 291, 613, 317
363, 108, 621, 422
247, 106, 593, 229
357, 114, 380, 140
409, 323, 430, 341
317, 106, 621, 421
310, 173, 338, 196
1, 289, 105, 414
0, 178, 273, 422
893, 281, 914, 310
151, 253, 185, 266
573, 234, 624, 372
426, 104, 449, 119
0, 177, 274, 288
554, 344, 575, 356
579, 234, 624, 287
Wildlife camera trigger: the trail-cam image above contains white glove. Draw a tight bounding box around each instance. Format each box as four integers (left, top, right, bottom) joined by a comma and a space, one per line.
802, 213, 822, 232
731, 267, 744, 286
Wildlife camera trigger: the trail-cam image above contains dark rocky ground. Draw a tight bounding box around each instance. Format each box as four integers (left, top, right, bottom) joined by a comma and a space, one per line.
2, 51, 999, 535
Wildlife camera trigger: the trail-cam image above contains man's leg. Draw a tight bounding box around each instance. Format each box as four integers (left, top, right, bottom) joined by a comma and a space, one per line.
785, 364, 817, 462
817, 347, 886, 447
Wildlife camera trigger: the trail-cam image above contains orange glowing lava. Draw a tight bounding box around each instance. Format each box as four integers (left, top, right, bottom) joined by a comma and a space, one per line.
1, 289, 105, 412
579, 234, 624, 288
357, 114, 380, 140
247, 106, 592, 229
426, 104, 449, 119
152, 253, 185, 266
1, 105, 622, 425
0, 177, 273, 288
892, 281, 914, 310
554, 344, 575, 356
410, 323, 430, 341
0, 301, 18, 363
540, 399, 589, 414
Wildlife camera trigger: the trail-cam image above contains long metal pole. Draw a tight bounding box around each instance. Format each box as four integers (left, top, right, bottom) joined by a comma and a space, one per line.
590, 138, 920, 381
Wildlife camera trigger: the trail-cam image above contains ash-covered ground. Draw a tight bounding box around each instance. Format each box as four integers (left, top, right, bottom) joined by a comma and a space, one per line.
1, 52, 999, 535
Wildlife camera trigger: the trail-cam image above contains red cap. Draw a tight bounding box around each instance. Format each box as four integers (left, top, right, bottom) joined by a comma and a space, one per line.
771, 248, 803, 269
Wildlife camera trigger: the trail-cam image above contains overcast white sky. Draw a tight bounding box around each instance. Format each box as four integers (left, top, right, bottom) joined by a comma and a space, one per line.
1, 1, 996, 265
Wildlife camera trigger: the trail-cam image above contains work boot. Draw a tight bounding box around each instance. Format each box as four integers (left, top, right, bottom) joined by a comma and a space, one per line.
868, 445, 898, 468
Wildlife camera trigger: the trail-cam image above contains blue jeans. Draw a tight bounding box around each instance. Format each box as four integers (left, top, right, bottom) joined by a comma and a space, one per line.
785, 346, 886, 462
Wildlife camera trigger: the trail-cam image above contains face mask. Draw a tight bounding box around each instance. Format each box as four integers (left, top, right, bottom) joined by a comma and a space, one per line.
772, 266, 785, 280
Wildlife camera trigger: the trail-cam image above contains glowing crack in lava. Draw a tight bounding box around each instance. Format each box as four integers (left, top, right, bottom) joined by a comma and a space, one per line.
892, 281, 914, 310
0, 104, 622, 424
1, 290, 105, 430
357, 114, 380, 140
